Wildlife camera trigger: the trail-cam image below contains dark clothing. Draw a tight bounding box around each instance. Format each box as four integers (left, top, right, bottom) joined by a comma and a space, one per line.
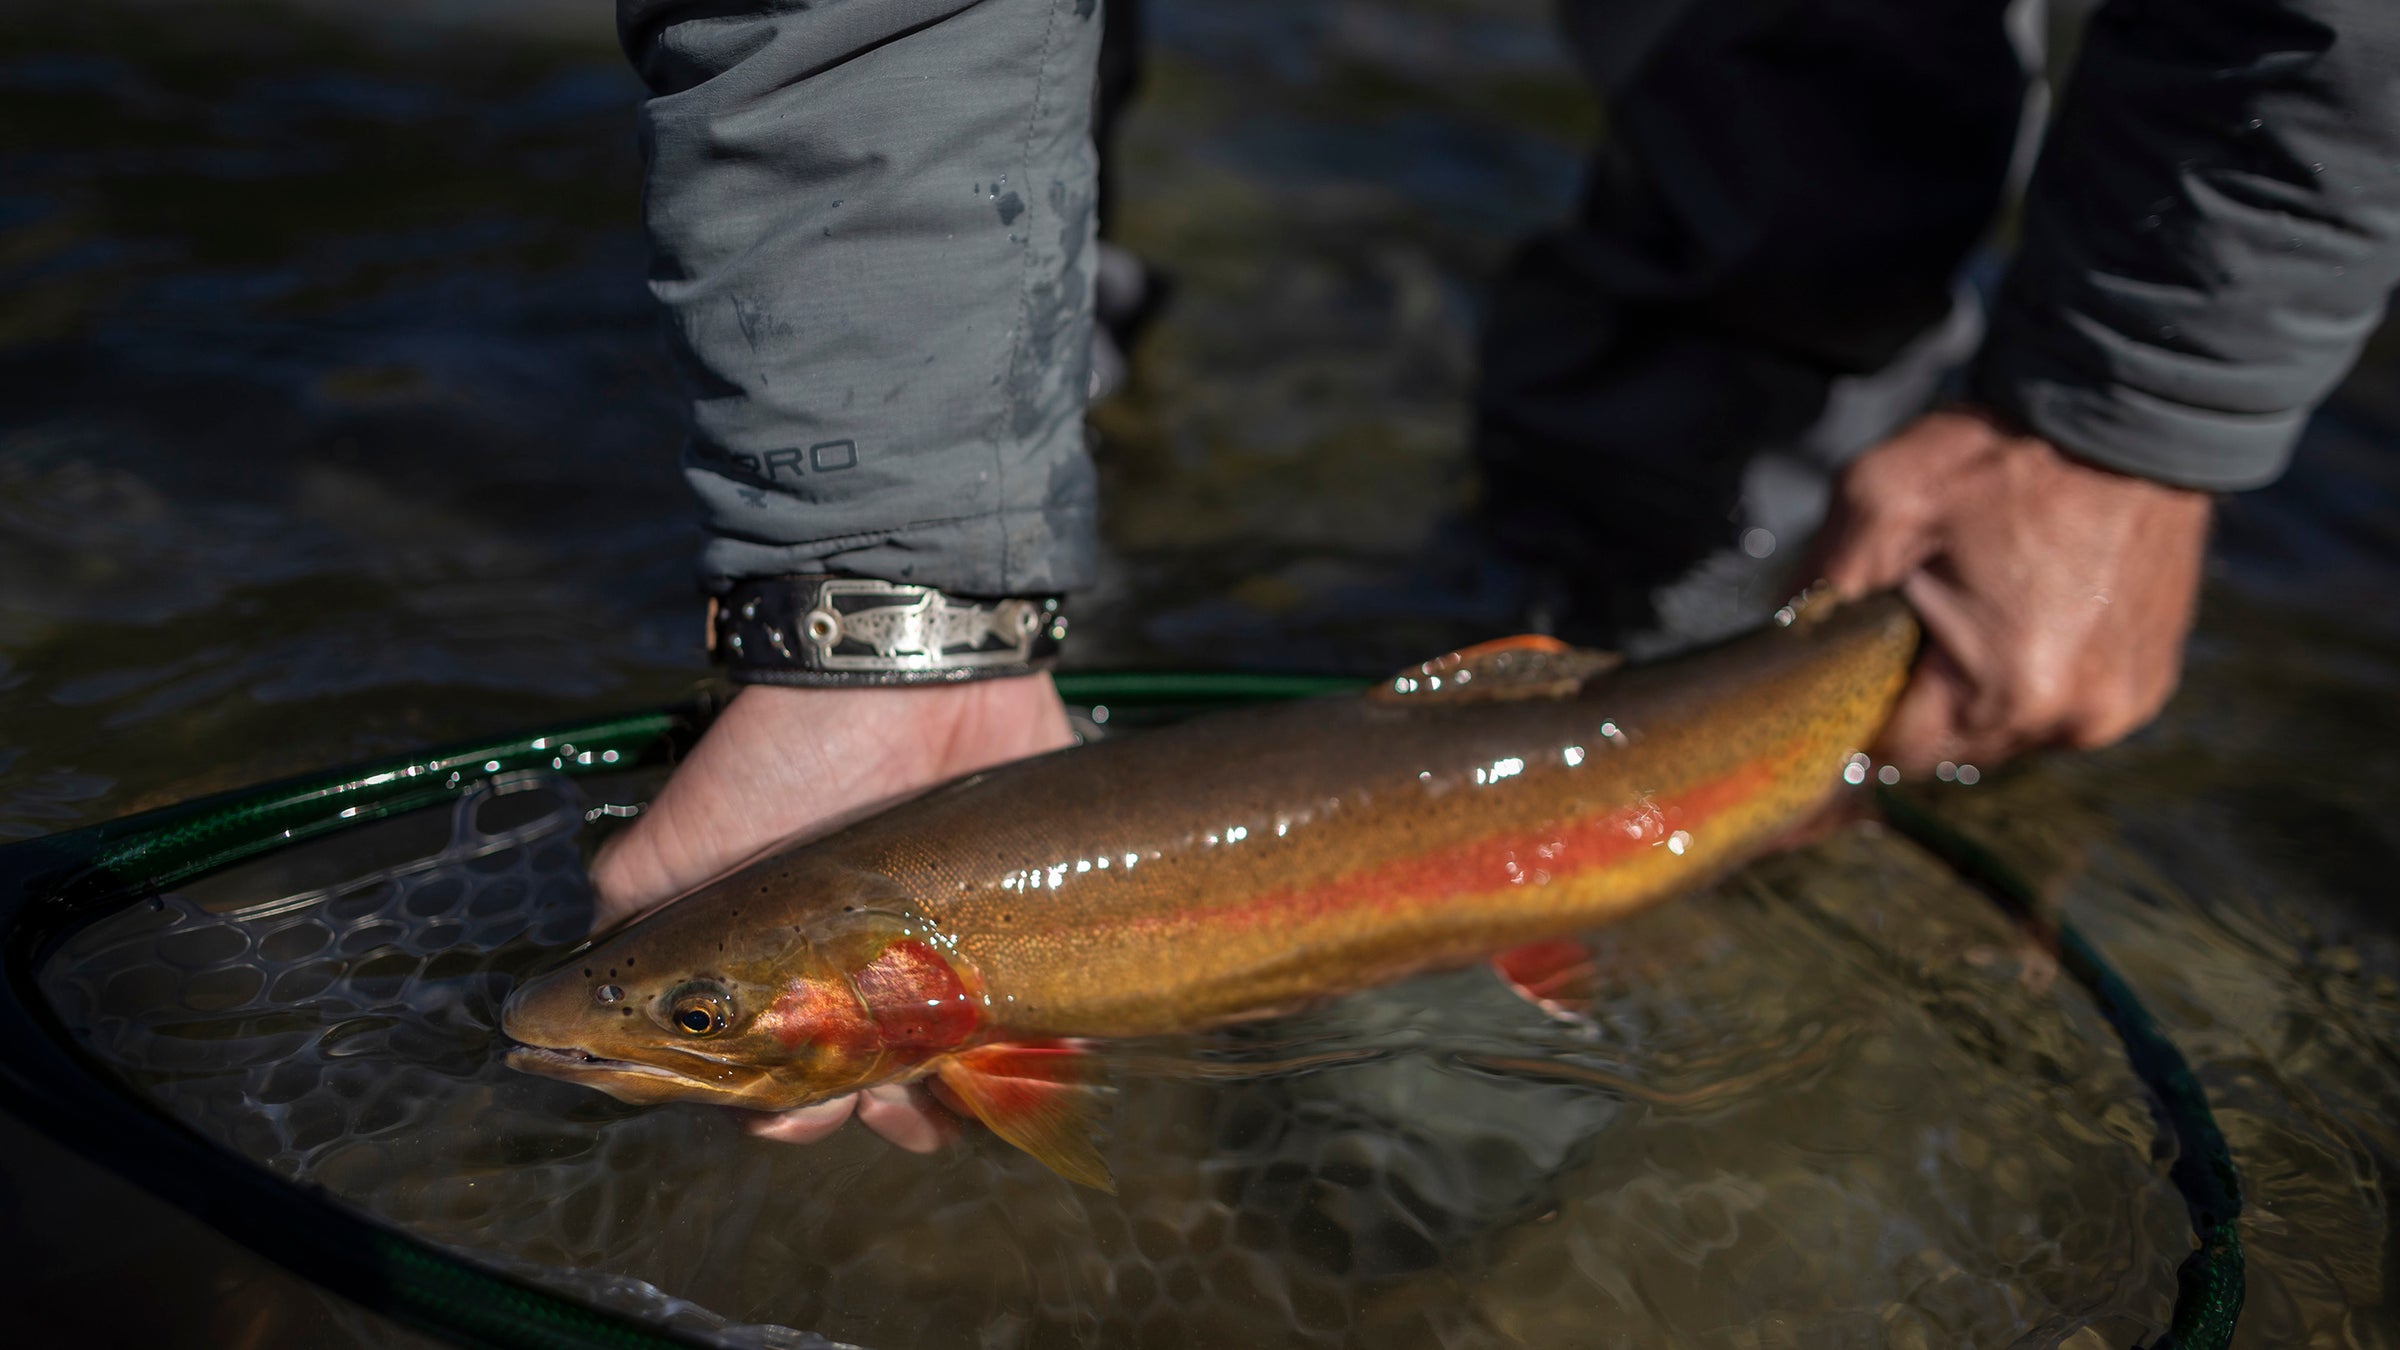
621, 0, 2400, 598
1978, 0, 2400, 489
1481, 0, 2400, 597
1479, 0, 2033, 596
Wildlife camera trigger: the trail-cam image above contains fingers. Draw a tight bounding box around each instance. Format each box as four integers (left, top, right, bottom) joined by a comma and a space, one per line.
1872, 645, 1970, 775
1881, 573, 2064, 773
2056, 659, 2181, 751
855, 1083, 961, 1154
1838, 417, 2208, 779
1814, 493, 1930, 599
737, 1093, 857, 1145
1809, 417, 1972, 598
735, 1083, 963, 1154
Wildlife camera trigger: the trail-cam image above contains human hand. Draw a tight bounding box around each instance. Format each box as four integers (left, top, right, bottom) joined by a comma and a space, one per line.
1809, 409, 2211, 776
589, 674, 1075, 1149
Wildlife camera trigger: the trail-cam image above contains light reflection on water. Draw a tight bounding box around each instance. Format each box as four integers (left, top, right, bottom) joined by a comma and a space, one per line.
3, 0, 2397, 1346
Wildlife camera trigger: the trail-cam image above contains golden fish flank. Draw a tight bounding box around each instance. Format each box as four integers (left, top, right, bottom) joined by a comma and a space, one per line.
503, 592, 1919, 1189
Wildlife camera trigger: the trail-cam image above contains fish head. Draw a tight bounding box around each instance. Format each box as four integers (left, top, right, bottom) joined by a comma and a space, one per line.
501, 881, 951, 1112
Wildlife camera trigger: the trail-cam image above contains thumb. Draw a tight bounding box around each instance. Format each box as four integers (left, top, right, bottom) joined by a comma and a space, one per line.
1808, 497, 1938, 601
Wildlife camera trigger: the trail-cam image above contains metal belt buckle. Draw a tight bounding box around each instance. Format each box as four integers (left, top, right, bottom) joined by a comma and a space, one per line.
711, 577, 1065, 685
803, 579, 1054, 672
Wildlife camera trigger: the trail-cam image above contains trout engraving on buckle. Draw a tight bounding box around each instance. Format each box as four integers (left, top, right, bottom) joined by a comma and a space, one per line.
710, 577, 1066, 684
803, 580, 1047, 671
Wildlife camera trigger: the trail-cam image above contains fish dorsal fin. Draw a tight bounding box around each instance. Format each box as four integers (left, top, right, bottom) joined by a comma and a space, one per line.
1369, 635, 1621, 706
935, 1041, 1115, 1193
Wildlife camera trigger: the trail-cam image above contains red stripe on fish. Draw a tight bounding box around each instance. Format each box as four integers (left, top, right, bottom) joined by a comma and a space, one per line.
1134, 749, 1794, 939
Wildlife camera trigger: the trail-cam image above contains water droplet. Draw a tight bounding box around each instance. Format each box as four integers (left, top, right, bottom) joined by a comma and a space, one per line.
594, 984, 623, 1005
1740, 527, 1776, 559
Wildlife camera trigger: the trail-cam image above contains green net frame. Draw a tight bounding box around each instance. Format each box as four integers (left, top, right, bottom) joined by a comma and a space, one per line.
0, 674, 2239, 1349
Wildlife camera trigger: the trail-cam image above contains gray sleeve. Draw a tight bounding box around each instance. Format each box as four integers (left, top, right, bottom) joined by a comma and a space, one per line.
619, 0, 1102, 596
1971, 0, 2400, 490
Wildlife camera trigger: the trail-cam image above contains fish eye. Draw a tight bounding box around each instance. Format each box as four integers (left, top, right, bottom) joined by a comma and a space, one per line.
666, 983, 731, 1037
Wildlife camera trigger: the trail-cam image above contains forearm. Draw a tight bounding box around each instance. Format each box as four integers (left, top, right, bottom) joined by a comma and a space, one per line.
621, 0, 1104, 597
1973, 0, 2400, 489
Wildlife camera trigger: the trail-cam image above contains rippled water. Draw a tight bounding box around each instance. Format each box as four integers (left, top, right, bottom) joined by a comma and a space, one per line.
5, 0, 2399, 1345
44, 773, 2195, 1348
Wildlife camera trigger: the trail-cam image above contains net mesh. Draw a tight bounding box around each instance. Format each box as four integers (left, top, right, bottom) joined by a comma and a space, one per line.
40, 776, 2190, 1349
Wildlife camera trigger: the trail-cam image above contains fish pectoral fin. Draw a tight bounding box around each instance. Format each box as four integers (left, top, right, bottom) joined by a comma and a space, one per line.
935, 1040, 1115, 1193
1492, 939, 1605, 1021
1369, 635, 1621, 706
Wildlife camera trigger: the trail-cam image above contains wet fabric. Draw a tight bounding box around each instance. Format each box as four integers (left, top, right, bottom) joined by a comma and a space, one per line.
619, 0, 1103, 597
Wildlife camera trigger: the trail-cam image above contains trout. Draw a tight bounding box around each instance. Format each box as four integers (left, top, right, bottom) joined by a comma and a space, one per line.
504, 593, 1918, 1189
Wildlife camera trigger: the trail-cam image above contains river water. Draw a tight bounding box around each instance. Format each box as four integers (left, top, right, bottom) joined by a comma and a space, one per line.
2, 1, 2396, 1346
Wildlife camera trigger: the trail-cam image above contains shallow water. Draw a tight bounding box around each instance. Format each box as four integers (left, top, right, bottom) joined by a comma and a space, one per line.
36, 600, 2400, 1347
4, 0, 2399, 1345
45, 772, 2195, 1348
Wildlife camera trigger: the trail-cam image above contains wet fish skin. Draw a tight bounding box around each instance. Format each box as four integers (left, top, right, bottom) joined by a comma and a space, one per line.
504, 593, 1918, 1185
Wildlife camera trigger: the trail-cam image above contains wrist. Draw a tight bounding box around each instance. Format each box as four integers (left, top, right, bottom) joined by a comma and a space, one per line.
1941, 403, 2213, 509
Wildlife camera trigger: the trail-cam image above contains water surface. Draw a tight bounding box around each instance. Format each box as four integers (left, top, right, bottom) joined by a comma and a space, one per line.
3, 0, 2397, 1345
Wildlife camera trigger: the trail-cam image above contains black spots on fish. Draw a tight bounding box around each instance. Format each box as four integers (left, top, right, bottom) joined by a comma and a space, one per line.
620, 1008, 632, 1016
582, 968, 592, 978
625, 958, 634, 968
843, 905, 856, 913
1001, 913, 1014, 924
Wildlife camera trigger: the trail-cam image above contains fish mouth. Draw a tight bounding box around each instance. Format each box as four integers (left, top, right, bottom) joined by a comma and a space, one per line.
502, 1040, 794, 1109
504, 1042, 693, 1084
